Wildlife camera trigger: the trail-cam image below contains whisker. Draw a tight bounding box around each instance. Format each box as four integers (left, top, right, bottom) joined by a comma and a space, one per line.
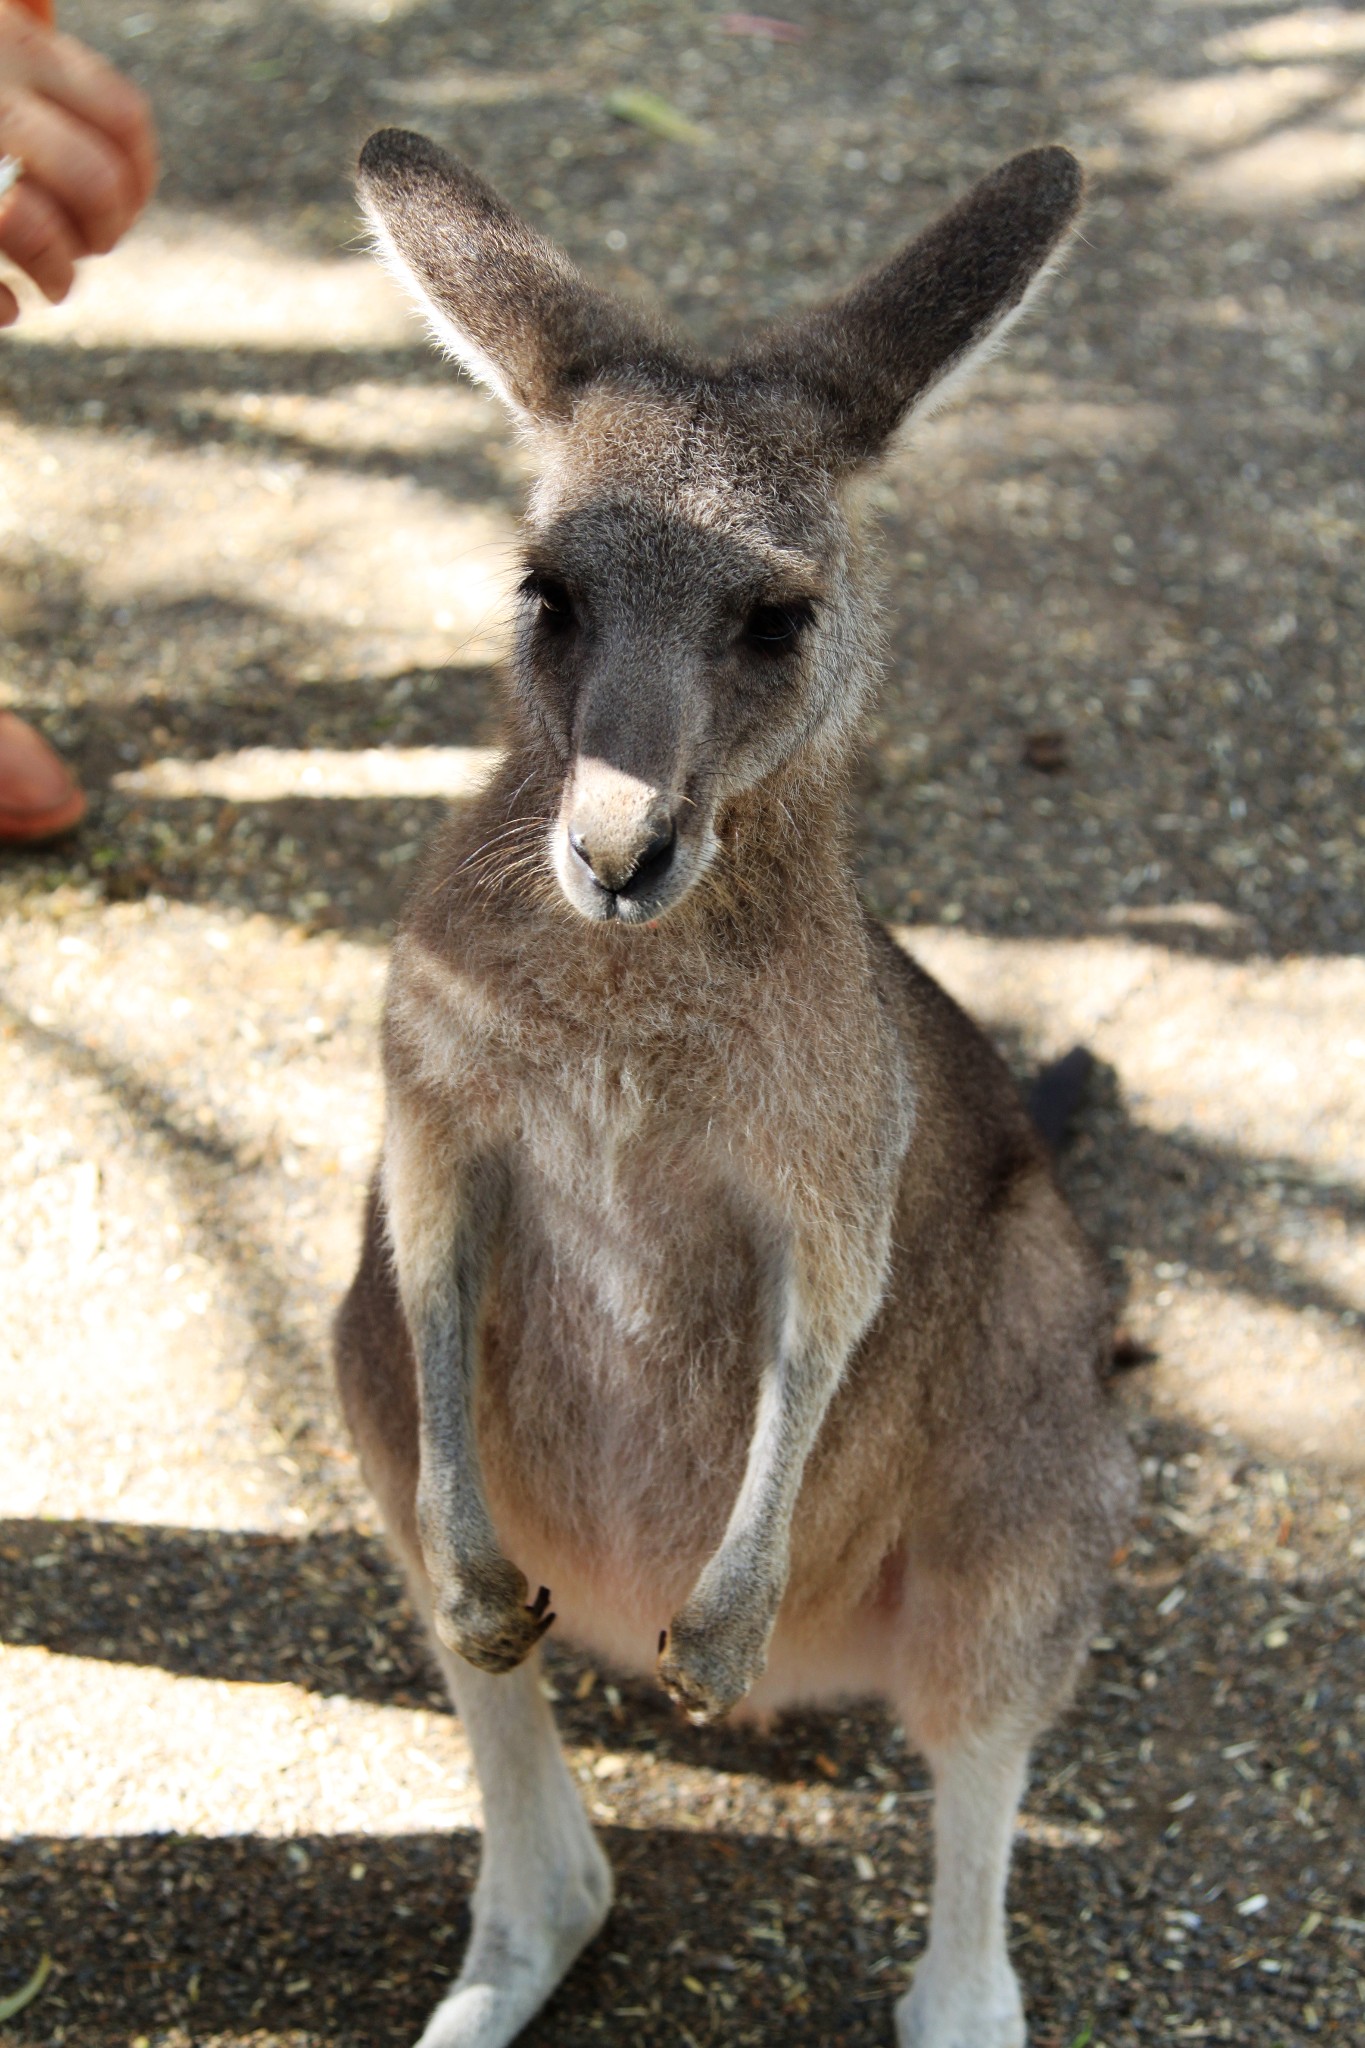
456, 817, 552, 867
464, 840, 554, 908
460, 841, 552, 894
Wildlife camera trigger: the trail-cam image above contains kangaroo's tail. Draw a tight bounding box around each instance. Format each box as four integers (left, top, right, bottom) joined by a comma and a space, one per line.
1027, 1044, 1095, 1155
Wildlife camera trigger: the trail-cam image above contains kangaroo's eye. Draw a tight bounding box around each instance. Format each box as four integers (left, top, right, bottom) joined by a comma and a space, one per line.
521, 571, 576, 632
742, 599, 815, 654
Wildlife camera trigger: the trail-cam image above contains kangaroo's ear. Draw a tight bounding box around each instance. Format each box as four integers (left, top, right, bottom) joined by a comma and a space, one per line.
745, 145, 1083, 462
359, 128, 663, 425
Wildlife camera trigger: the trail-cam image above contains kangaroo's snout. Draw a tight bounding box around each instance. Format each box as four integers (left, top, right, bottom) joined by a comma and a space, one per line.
556, 760, 691, 922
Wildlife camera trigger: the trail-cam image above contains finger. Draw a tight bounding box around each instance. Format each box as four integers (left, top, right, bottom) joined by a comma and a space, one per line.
0, 85, 138, 255
27, 26, 158, 213
56, 38, 158, 212
0, 178, 80, 302
0, 280, 18, 326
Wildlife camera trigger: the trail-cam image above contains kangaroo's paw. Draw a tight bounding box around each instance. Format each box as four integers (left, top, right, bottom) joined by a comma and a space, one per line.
433, 1570, 554, 1675
656, 1583, 777, 1724
414, 1834, 612, 2048
895, 1954, 1026, 2048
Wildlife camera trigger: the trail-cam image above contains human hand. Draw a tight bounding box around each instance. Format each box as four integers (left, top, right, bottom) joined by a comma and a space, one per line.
0, 0, 158, 326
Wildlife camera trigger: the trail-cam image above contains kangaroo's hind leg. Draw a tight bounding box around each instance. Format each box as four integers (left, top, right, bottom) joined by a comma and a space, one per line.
894, 1715, 1031, 2048
889, 1529, 1114, 2047
335, 1183, 611, 2048
416, 1646, 612, 2048
889, 1532, 1119, 2048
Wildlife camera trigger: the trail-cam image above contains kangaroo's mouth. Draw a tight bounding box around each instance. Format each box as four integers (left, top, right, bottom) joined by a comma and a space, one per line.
552, 818, 700, 925
551, 757, 713, 926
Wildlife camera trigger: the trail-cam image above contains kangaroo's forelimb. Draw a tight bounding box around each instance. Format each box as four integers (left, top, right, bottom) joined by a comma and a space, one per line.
659, 1247, 854, 1720
384, 1126, 552, 1673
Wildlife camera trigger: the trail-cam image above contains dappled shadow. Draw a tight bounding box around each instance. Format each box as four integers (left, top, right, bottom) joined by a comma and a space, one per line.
5, 1424, 1363, 1783
4, 1475, 1361, 2045
91, 790, 452, 930
0, 342, 521, 512
1045, 1040, 1365, 1336
3, 1825, 914, 2048
98, 0, 651, 252
0, 994, 356, 1511
998, 1027, 1365, 1464
4, 8, 1363, 2045
1112, 4, 1365, 223
0, 553, 507, 925
0, 1516, 431, 1706
94, 0, 1365, 240
8, 0, 1364, 959
7, 951, 1364, 1501
0, 1509, 905, 1789
5, 387, 1359, 956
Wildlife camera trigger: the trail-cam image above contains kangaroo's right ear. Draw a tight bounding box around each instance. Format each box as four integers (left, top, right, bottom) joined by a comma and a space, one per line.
359, 128, 660, 426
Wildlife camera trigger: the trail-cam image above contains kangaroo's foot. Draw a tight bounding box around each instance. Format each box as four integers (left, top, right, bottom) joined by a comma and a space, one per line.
893, 1718, 1032, 2048
415, 1832, 612, 2048
895, 1954, 1026, 2048
657, 1566, 781, 1723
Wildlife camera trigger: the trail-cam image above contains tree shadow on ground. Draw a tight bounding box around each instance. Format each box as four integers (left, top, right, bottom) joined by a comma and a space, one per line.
5, 1824, 917, 2048
4, 1530, 1361, 2048
6, 6, 1363, 2042
5, 526, 1360, 959
7, 978, 1365, 1512
4, 1422, 1362, 1798
0, 343, 521, 513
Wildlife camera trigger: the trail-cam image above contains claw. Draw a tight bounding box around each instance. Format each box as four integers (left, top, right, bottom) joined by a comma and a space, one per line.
433, 1568, 557, 1674
656, 1605, 769, 1723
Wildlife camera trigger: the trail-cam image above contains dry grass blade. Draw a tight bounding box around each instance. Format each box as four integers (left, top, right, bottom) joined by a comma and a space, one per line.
0, 1955, 52, 2023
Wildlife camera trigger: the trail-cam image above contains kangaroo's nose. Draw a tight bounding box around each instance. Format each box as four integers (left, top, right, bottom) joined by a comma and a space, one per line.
569, 819, 676, 899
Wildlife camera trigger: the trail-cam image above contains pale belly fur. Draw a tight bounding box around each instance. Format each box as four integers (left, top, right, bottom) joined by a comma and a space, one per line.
469, 1144, 908, 1716
470, 1187, 908, 1712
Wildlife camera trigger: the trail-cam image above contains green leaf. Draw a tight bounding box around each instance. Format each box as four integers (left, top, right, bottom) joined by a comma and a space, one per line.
1069, 2023, 1095, 2048
604, 89, 709, 146
0, 1956, 52, 2024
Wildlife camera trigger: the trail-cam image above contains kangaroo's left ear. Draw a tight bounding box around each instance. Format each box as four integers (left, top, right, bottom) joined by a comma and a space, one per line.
741, 145, 1084, 463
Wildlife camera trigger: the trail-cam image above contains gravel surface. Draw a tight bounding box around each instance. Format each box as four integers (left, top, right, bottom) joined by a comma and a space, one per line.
2, 3, 1362, 2045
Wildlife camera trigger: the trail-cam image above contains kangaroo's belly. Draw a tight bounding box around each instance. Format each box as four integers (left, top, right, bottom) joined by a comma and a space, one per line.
473, 1159, 767, 1652
456, 1090, 915, 1689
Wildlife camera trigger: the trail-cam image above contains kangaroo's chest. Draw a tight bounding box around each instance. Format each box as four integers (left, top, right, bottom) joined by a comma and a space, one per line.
498, 1054, 766, 1368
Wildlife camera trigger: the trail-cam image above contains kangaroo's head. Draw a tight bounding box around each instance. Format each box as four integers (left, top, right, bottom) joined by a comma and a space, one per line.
360, 131, 1081, 926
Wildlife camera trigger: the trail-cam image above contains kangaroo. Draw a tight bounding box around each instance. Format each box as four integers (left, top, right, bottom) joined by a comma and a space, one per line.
336, 127, 1135, 2048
